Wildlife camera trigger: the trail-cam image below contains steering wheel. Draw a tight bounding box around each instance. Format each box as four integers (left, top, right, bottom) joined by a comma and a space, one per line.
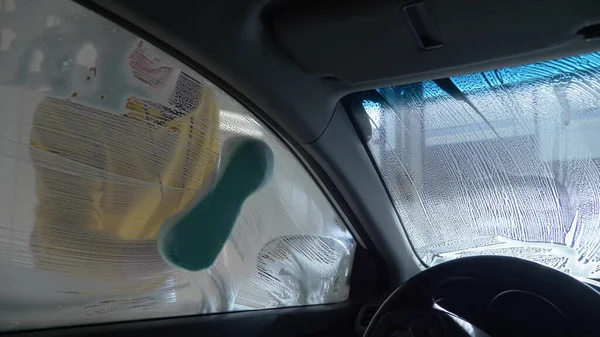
364, 256, 600, 337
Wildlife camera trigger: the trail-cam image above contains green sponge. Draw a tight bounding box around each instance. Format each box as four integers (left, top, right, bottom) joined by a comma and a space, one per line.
157, 138, 274, 271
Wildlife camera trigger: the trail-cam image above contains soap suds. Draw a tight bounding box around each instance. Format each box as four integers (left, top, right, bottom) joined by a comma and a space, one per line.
45, 15, 60, 28
76, 43, 97, 69
369, 53, 600, 278
0, 28, 16, 51
28, 50, 44, 73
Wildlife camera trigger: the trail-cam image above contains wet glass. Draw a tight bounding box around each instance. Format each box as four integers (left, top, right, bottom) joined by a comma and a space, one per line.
365, 52, 600, 278
0, 0, 354, 330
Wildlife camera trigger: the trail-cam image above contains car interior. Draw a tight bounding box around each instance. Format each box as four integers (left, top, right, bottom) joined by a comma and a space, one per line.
3, 0, 600, 336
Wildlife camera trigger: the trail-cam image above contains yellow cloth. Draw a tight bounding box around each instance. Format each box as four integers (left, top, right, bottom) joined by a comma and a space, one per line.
29, 88, 219, 281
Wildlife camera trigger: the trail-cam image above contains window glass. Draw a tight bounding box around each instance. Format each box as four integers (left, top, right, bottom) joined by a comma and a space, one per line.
0, 0, 354, 331
364, 51, 600, 279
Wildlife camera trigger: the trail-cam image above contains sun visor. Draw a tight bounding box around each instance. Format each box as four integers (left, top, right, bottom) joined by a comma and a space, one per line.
272, 0, 600, 85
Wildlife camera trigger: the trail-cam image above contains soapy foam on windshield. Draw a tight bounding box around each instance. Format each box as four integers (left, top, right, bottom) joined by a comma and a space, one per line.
369, 54, 600, 278
0, 28, 16, 51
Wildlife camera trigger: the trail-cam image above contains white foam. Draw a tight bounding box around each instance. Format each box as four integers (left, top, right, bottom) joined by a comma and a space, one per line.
0, 29, 16, 52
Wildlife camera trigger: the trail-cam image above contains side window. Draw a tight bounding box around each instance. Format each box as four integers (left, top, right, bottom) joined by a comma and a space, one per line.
0, 0, 355, 331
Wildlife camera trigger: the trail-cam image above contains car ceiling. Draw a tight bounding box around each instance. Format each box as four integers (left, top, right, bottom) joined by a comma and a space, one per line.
78, 0, 600, 284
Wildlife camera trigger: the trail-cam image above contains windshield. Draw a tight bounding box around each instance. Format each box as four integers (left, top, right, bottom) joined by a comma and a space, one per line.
362, 52, 600, 279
